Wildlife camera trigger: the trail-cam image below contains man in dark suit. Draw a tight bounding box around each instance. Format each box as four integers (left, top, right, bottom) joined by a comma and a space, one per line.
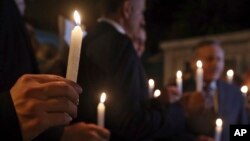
0, 0, 109, 141
180, 40, 249, 141
76, 0, 185, 140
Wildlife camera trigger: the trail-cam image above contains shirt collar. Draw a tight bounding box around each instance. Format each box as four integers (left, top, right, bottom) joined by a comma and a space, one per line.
206, 81, 217, 90
98, 17, 126, 35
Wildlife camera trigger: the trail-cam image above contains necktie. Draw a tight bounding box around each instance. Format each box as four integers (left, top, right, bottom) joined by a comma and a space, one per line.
203, 84, 214, 109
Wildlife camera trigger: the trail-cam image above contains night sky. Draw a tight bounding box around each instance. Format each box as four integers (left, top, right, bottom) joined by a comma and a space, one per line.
25, 0, 250, 53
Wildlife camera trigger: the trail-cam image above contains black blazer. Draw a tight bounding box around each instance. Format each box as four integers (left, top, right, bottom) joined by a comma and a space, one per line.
0, 0, 62, 140
77, 21, 185, 141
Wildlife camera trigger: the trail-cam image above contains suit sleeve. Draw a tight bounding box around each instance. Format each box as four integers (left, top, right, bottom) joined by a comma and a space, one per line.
0, 91, 23, 141
105, 40, 186, 140
238, 91, 249, 124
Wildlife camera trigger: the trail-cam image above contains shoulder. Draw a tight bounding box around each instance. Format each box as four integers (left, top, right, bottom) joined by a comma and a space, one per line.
84, 22, 135, 59
218, 80, 243, 100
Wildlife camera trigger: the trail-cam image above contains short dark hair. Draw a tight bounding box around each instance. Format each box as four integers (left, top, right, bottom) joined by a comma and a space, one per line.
194, 39, 221, 51
99, 0, 125, 16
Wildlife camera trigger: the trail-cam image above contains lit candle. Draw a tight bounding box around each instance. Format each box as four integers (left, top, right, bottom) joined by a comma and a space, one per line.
196, 60, 203, 92
97, 92, 106, 127
66, 11, 84, 82
153, 89, 161, 98
226, 69, 234, 84
241, 85, 248, 97
215, 118, 223, 141
148, 79, 155, 98
176, 70, 183, 94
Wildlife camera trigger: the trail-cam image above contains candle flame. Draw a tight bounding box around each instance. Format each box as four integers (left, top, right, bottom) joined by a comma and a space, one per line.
100, 92, 106, 103
176, 70, 182, 78
74, 10, 81, 25
196, 60, 202, 68
227, 69, 234, 77
241, 85, 248, 94
216, 118, 223, 127
148, 79, 155, 87
154, 89, 161, 98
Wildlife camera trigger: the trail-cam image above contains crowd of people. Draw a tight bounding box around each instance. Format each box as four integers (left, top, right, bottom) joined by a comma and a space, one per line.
1, 0, 249, 141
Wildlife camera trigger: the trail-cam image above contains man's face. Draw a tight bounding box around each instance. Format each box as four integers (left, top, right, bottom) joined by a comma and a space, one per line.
196, 44, 225, 82
127, 0, 145, 38
133, 28, 146, 57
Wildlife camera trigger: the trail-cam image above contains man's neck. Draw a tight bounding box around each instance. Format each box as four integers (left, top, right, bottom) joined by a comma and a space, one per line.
98, 17, 126, 35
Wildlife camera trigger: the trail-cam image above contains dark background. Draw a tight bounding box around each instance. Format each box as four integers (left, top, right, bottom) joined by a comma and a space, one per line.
25, 0, 250, 53
24, 0, 250, 86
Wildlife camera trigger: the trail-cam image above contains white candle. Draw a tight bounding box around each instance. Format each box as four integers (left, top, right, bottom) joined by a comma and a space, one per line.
66, 11, 84, 82
153, 89, 161, 98
196, 60, 203, 92
97, 92, 106, 127
241, 85, 248, 97
215, 118, 223, 141
148, 79, 155, 98
226, 69, 234, 84
176, 70, 183, 94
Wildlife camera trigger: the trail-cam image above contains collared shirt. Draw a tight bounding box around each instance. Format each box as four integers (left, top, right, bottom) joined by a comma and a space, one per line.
98, 17, 126, 35
203, 81, 219, 113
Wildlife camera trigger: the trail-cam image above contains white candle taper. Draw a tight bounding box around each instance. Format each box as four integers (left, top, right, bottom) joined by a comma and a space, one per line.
226, 69, 234, 84
215, 118, 223, 141
148, 79, 155, 98
97, 92, 106, 127
176, 70, 183, 94
196, 60, 203, 92
66, 11, 84, 82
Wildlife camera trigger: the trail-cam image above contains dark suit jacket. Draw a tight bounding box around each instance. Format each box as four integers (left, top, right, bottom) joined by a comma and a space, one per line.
183, 77, 249, 141
77, 21, 185, 141
0, 0, 63, 140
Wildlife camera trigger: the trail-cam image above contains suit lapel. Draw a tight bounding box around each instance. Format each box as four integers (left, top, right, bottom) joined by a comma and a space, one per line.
217, 81, 228, 119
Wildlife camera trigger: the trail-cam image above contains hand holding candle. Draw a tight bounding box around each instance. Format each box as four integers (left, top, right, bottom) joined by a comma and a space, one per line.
196, 60, 203, 92
176, 70, 183, 94
226, 69, 234, 84
97, 92, 106, 127
215, 118, 223, 141
66, 11, 84, 82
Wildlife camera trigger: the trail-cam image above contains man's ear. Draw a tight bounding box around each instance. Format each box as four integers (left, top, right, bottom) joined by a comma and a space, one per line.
122, 0, 132, 19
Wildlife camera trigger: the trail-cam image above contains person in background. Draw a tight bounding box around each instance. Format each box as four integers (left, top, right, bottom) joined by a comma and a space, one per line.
168, 39, 248, 141
0, 0, 110, 141
76, 0, 185, 140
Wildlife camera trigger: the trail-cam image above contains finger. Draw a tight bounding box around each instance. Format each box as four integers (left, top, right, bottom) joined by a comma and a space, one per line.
87, 123, 110, 140
39, 81, 80, 105
45, 98, 77, 118
25, 74, 65, 83
30, 74, 82, 93
24, 74, 82, 93
45, 113, 72, 128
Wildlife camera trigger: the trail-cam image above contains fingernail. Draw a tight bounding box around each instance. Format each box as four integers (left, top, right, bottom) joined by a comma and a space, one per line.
65, 114, 73, 123
75, 84, 83, 94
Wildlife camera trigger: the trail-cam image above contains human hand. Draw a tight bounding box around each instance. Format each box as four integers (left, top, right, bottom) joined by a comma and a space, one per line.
61, 122, 110, 141
196, 135, 214, 141
182, 91, 205, 116
10, 74, 82, 141
166, 86, 182, 104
